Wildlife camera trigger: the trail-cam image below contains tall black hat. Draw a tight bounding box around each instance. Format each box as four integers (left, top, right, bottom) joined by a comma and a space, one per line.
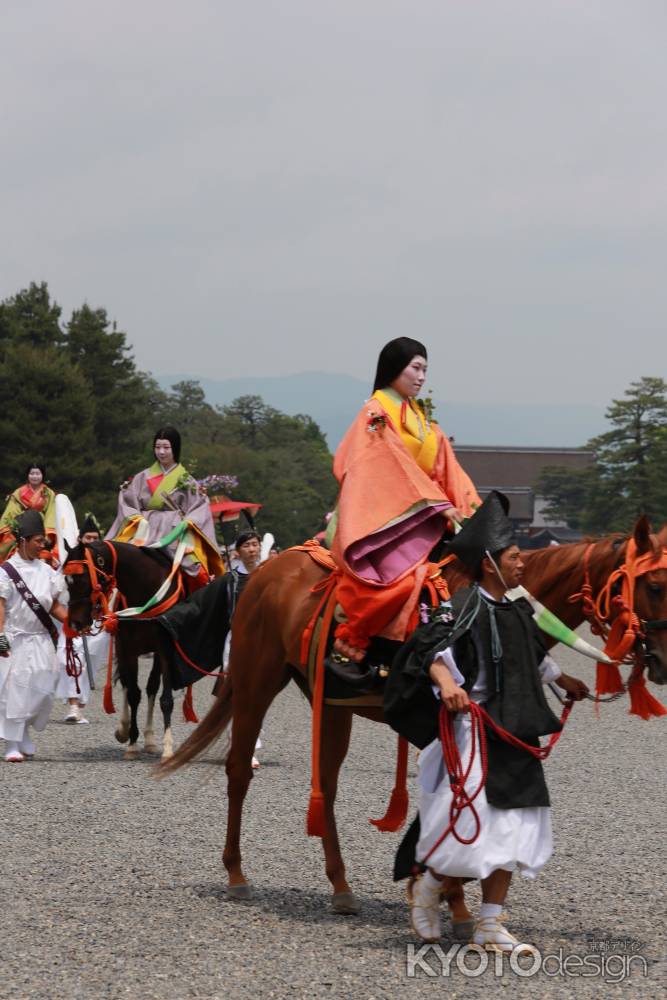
16, 509, 45, 539
445, 490, 516, 573
80, 512, 102, 537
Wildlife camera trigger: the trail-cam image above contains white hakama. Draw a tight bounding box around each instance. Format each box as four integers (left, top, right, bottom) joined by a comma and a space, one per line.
55, 628, 110, 705
0, 555, 64, 742
416, 717, 553, 880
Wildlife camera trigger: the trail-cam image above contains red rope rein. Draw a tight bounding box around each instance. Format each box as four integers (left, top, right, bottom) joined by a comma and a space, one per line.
422, 698, 573, 863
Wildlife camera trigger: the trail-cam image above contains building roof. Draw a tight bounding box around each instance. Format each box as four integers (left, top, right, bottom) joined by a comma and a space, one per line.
454, 445, 593, 490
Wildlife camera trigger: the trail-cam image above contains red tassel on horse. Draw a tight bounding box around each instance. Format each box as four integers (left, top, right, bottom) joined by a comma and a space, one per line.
595, 660, 625, 696
102, 635, 116, 714
628, 671, 667, 720
306, 790, 327, 837
182, 685, 199, 723
370, 736, 409, 832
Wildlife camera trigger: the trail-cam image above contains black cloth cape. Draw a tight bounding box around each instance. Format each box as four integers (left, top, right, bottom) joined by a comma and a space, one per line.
157, 575, 232, 689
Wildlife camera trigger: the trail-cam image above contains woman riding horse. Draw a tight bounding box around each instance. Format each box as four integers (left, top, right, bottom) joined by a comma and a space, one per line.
106, 426, 224, 587
327, 338, 480, 681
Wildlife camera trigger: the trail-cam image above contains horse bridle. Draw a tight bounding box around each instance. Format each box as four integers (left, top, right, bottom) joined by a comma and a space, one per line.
570, 536, 667, 666
63, 541, 119, 626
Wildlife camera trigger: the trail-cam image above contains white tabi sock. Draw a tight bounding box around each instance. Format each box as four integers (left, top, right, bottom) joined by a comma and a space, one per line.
423, 869, 444, 892
480, 903, 503, 919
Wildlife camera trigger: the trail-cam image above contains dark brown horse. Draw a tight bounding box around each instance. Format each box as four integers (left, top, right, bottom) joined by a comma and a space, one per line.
66, 541, 196, 760
160, 516, 667, 920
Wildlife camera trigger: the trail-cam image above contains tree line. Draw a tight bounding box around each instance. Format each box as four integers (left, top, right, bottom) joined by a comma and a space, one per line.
536, 377, 667, 533
0, 282, 337, 547
2, 282, 664, 545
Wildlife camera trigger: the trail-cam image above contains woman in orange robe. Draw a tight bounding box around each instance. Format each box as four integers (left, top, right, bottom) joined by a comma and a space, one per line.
328, 338, 480, 670
0, 464, 57, 563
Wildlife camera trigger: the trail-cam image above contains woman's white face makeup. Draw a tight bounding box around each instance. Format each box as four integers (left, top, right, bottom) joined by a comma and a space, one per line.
390, 356, 428, 399
28, 468, 43, 487
154, 440, 175, 468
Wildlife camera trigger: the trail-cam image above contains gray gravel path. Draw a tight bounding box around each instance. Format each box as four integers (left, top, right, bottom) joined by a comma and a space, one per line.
2, 640, 666, 1000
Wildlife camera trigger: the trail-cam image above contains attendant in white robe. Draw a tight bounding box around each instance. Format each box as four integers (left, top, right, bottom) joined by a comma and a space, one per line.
0, 510, 68, 762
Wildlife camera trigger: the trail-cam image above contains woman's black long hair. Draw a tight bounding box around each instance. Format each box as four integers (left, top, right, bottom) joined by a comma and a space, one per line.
153, 426, 181, 463
373, 338, 428, 392
25, 462, 46, 480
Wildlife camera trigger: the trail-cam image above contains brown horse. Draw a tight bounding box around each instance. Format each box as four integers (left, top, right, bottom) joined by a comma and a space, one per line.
160, 515, 667, 920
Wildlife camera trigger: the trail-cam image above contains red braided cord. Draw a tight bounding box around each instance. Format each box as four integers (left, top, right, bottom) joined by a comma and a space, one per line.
172, 639, 224, 678
64, 636, 83, 695
421, 699, 573, 864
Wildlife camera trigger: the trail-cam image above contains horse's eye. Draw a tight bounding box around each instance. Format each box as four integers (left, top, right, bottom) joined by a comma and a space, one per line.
647, 583, 664, 597
66, 576, 74, 586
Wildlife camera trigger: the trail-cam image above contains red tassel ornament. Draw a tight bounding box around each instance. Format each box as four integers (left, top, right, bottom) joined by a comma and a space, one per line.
628, 671, 667, 721
595, 661, 625, 697
306, 791, 326, 837
182, 685, 199, 723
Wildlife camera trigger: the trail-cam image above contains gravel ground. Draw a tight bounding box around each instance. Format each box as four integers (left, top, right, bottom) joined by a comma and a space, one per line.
2, 640, 666, 1000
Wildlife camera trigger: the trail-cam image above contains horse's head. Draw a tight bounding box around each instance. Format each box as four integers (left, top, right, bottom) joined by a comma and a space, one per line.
63, 540, 112, 632
632, 516, 667, 685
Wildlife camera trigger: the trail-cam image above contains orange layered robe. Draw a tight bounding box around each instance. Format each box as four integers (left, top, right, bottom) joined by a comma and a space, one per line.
330, 390, 480, 649
0, 484, 57, 563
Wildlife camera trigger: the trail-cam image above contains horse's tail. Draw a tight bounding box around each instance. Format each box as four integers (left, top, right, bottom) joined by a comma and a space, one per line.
159, 675, 233, 775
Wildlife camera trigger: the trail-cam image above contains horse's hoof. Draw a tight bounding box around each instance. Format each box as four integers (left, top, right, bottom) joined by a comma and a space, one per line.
331, 891, 361, 915
160, 751, 173, 763
452, 918, 474, 941
115, 729, 129, 744
227, 883, 252, 901
144, 741, 158, 754
123, 746, 139, 760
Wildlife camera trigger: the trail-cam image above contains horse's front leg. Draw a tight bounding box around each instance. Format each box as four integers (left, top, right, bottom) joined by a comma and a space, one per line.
114, 689, 130, 744
122, 656, 141, 760
319, 705, 359, 914
144, 655, 161, 754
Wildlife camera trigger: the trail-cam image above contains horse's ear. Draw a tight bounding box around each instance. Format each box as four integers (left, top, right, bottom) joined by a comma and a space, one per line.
633, 514, 653, 554
657, 523, 667, 548
64, 539, 72, 556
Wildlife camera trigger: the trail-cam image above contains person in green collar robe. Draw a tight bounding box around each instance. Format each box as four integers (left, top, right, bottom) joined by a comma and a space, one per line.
106, 426, 224, 585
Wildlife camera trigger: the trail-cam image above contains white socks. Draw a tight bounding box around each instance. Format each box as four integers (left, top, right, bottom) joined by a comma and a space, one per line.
19, 727, 35, 756
423, 869, 444, 892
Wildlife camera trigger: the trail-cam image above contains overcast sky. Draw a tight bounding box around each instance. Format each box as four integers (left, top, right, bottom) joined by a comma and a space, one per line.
2, 1, 666, 409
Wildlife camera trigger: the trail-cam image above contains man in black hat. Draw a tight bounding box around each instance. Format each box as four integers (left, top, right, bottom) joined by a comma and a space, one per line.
79, 512, 103, 545
384, 491, 589, 952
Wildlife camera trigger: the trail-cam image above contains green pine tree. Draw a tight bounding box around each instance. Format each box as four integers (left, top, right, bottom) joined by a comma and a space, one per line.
0, 282, 64, 352
0, 344, 96, 501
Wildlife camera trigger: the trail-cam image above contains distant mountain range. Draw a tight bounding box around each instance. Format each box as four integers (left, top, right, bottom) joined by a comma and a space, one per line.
155, 371, 606, 450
